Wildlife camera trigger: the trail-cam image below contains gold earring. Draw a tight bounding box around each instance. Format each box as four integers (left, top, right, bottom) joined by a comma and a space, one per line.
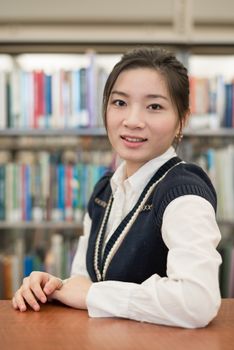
175, 132, 183, 142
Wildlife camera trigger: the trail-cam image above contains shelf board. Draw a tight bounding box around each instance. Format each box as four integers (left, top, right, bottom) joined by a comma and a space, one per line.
0, 221, 83, 230
0, 127, 107, 137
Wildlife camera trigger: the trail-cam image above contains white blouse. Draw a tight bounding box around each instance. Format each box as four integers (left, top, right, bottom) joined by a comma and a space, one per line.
71, 147, 222, 328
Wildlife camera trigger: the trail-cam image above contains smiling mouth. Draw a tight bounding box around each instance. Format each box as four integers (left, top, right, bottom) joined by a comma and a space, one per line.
121, 136, 147, 143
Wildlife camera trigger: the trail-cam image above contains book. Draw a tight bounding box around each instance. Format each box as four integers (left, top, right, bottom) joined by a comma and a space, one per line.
188, 75, 229, 129
44, 73, 52, 128
65, 164, 73, 222
0, 71, 7, 129
224, 83, 233, 128
34, 70, 45, 128
196, 145, 234, 222
23, 255, 34, 278
0, 165, 5, 220
0, 148, 113, 223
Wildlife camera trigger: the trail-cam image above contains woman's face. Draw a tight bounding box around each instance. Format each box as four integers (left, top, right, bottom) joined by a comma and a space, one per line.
106, 68, 180, 177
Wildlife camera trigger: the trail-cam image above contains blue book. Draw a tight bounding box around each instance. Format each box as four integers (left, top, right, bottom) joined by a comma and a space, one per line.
72, 165, 79, 210
224, 83, 233, 128
45, 74, 52, 128
206, 149, 215, 172
0, 165, 5, 220
23, 255, 34, 277
25, 165, 32, 221
6, 72, 12, 128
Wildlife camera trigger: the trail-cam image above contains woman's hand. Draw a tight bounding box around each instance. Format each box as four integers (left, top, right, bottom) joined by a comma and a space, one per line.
51, 275, 92, 310
12, 271, 63, 312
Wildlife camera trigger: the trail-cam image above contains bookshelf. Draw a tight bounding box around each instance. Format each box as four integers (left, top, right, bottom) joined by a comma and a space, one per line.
0, 0, 234, 298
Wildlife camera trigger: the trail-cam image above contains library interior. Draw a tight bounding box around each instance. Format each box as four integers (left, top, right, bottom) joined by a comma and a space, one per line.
0, 0, 234, 319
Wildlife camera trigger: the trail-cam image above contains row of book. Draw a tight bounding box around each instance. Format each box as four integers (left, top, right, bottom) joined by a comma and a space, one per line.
189, 76, 234, 129
0, 55, 109, 130
0, 145, 233, 223
0, 59, 234, 131
0, 232, 78, 299
196, 145, 234, 221
0, 150, 113, 223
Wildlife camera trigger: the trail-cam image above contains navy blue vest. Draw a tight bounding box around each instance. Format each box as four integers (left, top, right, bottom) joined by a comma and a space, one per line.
86, 157, 217, 283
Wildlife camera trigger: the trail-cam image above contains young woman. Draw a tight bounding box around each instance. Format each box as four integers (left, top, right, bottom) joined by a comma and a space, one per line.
12, 47, 222, 328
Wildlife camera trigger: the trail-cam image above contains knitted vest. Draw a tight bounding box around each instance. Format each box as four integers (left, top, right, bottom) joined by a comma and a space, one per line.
86, 157, 217, 283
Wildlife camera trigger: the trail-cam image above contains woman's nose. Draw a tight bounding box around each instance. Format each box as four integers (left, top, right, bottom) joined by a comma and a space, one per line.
123, 107, 145, 128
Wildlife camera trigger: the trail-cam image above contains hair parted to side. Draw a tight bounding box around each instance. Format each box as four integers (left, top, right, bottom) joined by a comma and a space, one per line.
102, 46, 190, 135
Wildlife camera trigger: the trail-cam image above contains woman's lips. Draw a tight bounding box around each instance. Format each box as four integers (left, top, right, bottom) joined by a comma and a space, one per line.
120, 135, 147, 143
120, 135, 147, 148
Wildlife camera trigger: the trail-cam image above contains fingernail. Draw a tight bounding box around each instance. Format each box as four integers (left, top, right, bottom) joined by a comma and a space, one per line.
41, 296, 47, 303
20, 305, 26, 312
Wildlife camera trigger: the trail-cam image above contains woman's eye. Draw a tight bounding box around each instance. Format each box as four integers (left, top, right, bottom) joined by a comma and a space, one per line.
149, 103, 161, 110
113, 99, 126, 107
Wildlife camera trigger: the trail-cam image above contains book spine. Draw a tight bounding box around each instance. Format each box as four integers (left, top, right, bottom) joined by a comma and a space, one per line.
0, 165, 5, 220
79, 67, 89, 127
23, 255, 34, 278
65, 164, 73, 222
224, 83, 233, 128
57, 163, 65, 220
45, 74, 52, 129
71, 70, 80, 127
0, 71, 7, 129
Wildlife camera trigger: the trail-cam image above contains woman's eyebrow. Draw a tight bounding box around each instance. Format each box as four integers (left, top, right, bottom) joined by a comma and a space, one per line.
146, 94, 169, 100
111, 91, 169, 101
111, 90, 129, 97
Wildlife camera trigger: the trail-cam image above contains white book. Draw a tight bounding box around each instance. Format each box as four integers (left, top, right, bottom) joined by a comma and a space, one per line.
0, 71, 7, 129
5, 163, 14, 221
11, 69, 21, 128
51, 234, 63, 278
11, 255, 21, 294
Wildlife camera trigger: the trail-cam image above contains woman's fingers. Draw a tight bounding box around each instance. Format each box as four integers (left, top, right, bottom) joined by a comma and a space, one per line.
19, 285, 41, 311
43, 277, 64, 295
29, 272, 48, 303
12, 273, 65, 312
12, 272, 50, 312
13, 276, 41, 311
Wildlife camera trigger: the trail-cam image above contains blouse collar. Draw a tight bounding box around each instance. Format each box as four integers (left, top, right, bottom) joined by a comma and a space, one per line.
111, 146, 177, 195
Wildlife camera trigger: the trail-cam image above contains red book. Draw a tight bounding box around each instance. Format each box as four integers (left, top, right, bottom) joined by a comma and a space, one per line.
33, 71, 45, 128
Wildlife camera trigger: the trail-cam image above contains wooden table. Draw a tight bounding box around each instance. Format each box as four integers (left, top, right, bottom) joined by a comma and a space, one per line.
0, 299, 234, 350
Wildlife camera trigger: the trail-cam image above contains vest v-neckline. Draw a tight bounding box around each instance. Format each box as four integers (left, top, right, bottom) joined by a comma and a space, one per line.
93, 156, 183, 281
